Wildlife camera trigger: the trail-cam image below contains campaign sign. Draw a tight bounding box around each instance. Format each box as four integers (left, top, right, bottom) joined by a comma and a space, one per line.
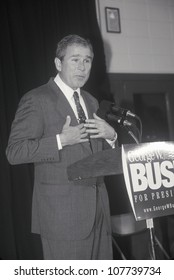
122, 141, 174, 221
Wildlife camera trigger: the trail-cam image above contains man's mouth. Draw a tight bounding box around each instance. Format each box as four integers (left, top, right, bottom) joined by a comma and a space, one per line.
75, 74, 85, 79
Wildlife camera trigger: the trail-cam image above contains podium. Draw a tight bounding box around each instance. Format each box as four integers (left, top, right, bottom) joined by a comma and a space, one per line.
67, 146, 171, 260
67, 147, 123, 181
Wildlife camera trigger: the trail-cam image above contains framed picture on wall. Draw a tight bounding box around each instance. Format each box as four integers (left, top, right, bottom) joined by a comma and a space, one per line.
105, 7, 121, 33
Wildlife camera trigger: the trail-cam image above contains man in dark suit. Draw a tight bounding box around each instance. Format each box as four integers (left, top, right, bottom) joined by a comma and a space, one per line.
6, 34, 117, 259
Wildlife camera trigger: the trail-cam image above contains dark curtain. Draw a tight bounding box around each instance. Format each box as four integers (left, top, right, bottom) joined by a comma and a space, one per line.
0, 0, 112, 260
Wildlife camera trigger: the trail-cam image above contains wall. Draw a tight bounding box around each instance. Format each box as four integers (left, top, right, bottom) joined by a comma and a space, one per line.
96, 0, 174, 73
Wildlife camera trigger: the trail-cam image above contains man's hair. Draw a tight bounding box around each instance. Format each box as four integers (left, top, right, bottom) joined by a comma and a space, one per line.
55, 34, 94, 61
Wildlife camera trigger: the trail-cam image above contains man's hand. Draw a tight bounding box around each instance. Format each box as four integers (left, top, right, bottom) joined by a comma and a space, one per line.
59, 116, 88, 147
84, 113, 117, 140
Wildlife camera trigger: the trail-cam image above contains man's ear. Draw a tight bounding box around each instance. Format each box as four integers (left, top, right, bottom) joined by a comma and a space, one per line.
54, 57, 62, 72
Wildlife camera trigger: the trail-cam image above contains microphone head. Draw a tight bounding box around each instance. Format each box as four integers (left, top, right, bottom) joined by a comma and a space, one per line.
111, 104, 127, 116
96, 100, 134, 126
111, 104, 136, 118
106, 113, 132, 126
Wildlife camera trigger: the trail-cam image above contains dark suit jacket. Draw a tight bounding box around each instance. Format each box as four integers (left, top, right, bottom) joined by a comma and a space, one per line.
6, 78, 111, 240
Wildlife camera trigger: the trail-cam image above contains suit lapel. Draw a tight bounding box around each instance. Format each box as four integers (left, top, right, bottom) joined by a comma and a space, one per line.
81, 92, 95, 119
56, 92, 78, 126
48, 78, 78, 126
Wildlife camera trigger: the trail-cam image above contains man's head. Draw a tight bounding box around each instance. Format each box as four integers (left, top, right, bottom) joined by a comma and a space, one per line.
54, 34, 94, 90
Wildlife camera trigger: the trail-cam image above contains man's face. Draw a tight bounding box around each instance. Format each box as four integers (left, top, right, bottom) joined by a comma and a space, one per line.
56, 44, 93, 90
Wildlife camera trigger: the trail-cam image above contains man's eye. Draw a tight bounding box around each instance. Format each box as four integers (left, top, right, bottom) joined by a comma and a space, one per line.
72, 59, 79, 62
84, 59, 90, 63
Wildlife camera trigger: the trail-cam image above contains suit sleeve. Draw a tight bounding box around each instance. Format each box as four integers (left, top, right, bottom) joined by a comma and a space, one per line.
6, 92, 60, 165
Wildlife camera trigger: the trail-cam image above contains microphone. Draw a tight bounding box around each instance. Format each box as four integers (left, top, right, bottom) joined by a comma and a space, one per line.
106, 113, 132, 127
96, 100, 133, 126
96, 100, 142, 143
111, 104, 136, 118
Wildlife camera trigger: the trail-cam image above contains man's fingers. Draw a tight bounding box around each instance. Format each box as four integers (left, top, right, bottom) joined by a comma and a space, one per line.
89, 134, 101, 139
85, 119, 95, 124
85, 128, 99, 134
84, 123, 96, 128
78, 123, 85, 129
79, 138, 89, 143
80, 132, 88, 139
79, 127, 86, 133
93, 113, 102, 120
63, 115, 71, 128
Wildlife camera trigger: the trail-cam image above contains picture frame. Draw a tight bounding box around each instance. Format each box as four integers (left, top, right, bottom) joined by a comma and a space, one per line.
105, 7, 121, 33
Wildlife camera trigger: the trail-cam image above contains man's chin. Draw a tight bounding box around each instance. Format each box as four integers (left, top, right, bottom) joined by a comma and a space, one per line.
73, 81, 86, 89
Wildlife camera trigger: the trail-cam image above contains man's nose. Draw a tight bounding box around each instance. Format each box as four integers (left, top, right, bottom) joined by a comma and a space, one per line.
78, 61, 85, 70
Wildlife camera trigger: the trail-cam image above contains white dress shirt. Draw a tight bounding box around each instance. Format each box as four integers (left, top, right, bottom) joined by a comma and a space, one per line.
54, 74, 88, 120
54, 74, 89, 150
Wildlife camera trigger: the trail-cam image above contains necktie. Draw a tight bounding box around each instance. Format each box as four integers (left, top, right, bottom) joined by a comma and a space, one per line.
73, 91, 93, 153
73, 91, 86, 124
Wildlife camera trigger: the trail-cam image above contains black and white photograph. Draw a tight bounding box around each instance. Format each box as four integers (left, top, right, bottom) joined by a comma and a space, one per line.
1, 1, 174, 278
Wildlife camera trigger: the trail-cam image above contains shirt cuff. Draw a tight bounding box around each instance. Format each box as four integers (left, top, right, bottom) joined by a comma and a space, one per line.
56, 134, 62, 150
106, 131, 117, 149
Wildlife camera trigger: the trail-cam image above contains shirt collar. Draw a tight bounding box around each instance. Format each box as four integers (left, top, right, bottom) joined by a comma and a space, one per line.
54, 74, 80, 102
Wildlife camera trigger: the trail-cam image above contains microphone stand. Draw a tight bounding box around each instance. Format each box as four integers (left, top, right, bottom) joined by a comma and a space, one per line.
123, 118, 141, 144
134, 114, 142, 140
124, 125, 140, 144
122, 120, 158, 258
